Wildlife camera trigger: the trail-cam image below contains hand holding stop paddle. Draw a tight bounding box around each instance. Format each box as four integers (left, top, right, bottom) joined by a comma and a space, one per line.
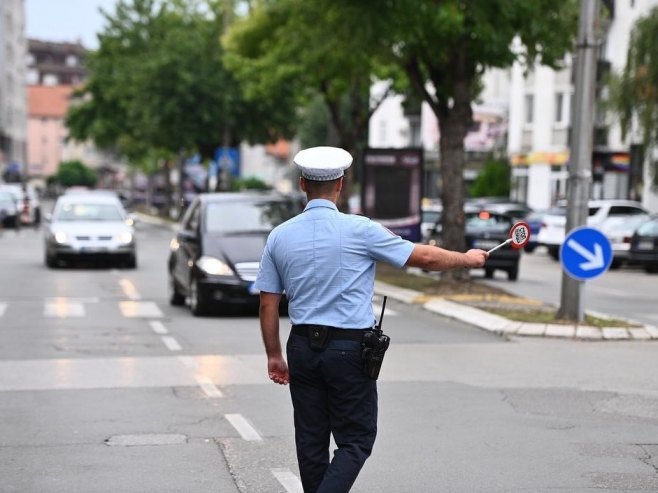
487, 221, 530, 253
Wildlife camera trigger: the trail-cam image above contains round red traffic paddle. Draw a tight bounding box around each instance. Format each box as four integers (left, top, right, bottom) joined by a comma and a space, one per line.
487, 221, 531, 253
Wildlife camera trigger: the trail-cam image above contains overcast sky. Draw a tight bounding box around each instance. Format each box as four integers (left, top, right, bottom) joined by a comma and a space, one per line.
25, 0, 118, 49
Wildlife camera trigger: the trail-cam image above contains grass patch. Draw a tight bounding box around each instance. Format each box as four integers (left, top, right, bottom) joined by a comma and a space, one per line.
375, 263, 641, 328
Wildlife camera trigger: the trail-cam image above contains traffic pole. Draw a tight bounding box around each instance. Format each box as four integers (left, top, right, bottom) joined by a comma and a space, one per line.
558, 0, 599, 322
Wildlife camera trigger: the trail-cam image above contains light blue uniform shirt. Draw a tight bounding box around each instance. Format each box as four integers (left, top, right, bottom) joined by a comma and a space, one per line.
255, 199, 415, 328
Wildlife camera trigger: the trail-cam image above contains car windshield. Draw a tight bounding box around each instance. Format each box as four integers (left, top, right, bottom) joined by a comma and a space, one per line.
55, 203, 124, 221
637, 219, 658, 236
205, 200, 297, 233
465, 212, 511, 228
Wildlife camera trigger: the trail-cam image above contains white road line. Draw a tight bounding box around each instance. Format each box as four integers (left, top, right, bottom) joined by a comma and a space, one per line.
44, 297, 100, 303
0, 303, 6, 317
44, 301, 85, 318
119, 301, 163, 318
372, 303, 397, 316
271, 468, 304, 493
195, 375, 224, 398
177, 356, 198, 369
225, 414, 262, 442
119, 279, 141, 300
149, 320, 168, 334
161, 336, 182, 351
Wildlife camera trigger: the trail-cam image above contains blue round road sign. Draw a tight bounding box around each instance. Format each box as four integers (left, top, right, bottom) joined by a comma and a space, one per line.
560, 227, 612, 281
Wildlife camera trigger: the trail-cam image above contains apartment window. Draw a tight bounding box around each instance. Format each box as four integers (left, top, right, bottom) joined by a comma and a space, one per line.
66, 55, 78, 67
555, 93, 564, 123
525, 94, 534, 124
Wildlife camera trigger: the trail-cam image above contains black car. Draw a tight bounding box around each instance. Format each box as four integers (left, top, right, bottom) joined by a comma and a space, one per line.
0, 190, 20, 229
168, 191, 303, 315
629, 215, 658, 273
428, 210, 521, 280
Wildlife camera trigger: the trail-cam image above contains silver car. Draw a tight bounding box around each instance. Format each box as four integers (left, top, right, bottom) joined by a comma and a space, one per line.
44, 194, 136, 268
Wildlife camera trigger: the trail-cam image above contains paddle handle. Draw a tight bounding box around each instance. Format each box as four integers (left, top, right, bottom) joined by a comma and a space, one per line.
487, 238, 512, 254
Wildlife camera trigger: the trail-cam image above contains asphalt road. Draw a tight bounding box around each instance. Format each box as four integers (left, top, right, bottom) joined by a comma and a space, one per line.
1, 220, 658, 492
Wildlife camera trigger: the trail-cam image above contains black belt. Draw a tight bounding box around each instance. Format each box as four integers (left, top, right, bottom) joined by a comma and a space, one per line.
292, 324, 370, 342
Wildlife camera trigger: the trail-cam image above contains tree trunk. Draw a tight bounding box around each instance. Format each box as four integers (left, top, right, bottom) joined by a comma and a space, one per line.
437, 79, 473, 282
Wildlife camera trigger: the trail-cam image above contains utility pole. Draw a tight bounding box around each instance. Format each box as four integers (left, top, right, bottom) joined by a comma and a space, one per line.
558, 0, 599, 322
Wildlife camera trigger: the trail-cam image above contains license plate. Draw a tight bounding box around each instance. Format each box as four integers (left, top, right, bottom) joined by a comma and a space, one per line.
473, 239, 499, 250
637, 240, 653, 250
248, 283, 260, 295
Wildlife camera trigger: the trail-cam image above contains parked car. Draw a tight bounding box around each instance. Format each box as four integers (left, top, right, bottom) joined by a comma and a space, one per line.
599, 215, 651, 268
537, 200, 651, 260
466, 198, 533, 221
427, 209, 521, 280
420, 200, 442, 243
629, 215, 658, 273
0, 183, 41, 225
0, 190, 21, 229
522, 209, 548, 253
44, 193, 136, 268
168, 191, 303, 316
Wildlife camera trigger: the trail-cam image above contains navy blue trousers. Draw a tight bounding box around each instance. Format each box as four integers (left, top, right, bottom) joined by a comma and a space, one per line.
286, 333, 378, 493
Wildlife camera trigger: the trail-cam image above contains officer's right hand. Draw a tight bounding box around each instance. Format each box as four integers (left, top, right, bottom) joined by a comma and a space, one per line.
268, 356, 289, 385
464, 249, 489, 268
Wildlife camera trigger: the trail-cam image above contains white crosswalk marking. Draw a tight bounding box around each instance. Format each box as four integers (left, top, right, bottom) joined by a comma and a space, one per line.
0, 303, 6, 317
119, 301, 163, 318
44, 301, 85, 318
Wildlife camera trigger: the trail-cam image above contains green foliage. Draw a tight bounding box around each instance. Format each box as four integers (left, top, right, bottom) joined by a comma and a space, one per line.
66, 0, 296, 165
469, 160, 511, 198
230, 176, 271, 191
54, 161, 98, 188
607, 7, 658, 188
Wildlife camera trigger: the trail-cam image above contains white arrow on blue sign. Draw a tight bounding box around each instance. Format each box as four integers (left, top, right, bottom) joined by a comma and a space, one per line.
560, 226, 613, 281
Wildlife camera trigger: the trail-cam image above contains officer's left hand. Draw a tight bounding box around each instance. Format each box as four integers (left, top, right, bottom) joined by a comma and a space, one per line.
268, 356, 289, 385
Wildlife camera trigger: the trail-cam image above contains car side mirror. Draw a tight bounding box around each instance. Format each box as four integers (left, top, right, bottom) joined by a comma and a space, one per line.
44, 212, 52, 223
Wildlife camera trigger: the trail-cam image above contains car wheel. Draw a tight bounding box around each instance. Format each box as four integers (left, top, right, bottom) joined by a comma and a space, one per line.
548, 247, 560, 261
189, 277, 209, 316
45, 251, 57, 268
484, 268, 494, 279
609, 259, 622, 270
168, 273, 185, 306
645, 264, 658, 274
524, 245, 536, 253
124, 254, 137, 269
507, 266, 519, 281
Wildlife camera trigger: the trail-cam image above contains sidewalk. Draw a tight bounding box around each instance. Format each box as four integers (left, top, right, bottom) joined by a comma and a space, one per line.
374, 280, 658, 341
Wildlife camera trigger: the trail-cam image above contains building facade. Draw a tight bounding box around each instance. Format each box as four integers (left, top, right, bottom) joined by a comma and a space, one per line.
507, 0, 658, 212
26, 39, 86, 86
0, 0, 27, 178
369, 0, 658, 214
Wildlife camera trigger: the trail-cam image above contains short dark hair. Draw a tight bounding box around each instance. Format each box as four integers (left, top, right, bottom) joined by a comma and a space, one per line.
303, 177, 341, 195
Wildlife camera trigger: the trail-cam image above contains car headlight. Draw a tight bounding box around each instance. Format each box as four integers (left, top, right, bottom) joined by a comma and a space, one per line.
197, 256, 234, 276
54, 231, 68, 244
117, 231, 134, 244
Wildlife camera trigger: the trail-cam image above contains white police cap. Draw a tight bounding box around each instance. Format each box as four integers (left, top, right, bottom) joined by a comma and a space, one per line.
293, 146, 353, 181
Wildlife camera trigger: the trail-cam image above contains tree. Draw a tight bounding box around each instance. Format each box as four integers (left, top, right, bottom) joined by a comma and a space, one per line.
328, 0, 578, 280
54, 160, 98, 188
607, 6, 658, 192
66, 0, 297, 186
223, 0, 400, 208
469, 159, 510, 198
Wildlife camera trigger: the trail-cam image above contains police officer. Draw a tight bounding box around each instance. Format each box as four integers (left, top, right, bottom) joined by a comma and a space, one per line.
255, 146, 488, 493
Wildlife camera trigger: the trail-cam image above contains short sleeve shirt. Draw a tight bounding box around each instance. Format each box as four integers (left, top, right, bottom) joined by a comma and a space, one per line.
254, 199, 415, 328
